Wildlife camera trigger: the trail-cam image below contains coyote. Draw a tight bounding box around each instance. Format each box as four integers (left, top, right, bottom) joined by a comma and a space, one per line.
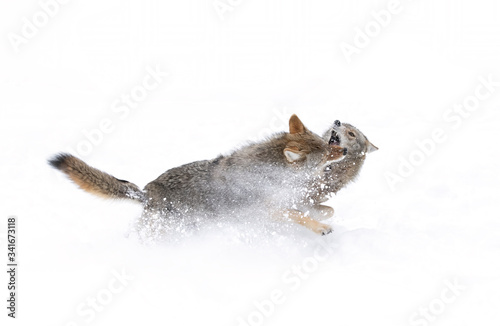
303, 120, 378, 221
49, 115, 347, 236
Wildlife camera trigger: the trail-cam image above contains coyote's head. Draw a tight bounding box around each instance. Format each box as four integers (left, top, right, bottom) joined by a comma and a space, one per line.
323, 120, 378, 159
284, 115, 347, 170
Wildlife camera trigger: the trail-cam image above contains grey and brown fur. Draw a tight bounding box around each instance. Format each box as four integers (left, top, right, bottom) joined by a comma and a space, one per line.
303, 120, 378, 220
49, 115, 347, 237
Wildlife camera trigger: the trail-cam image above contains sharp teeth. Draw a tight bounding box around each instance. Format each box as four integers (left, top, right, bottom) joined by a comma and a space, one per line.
329, 129, 341, 145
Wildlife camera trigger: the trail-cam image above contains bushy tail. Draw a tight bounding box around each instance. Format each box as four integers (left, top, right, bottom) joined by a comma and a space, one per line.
48, 153, 145, 203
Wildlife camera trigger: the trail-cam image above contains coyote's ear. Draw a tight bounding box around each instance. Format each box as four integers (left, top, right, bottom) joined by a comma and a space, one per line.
284, 147, 305, 163
289, 114, 306, 134
367, 141, 379, 153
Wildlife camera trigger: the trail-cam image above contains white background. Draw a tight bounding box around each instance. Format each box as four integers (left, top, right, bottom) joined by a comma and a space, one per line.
1, 0, 500, 325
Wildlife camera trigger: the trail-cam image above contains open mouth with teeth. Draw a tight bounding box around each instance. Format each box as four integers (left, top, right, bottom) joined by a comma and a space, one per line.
329, 130, 341, 146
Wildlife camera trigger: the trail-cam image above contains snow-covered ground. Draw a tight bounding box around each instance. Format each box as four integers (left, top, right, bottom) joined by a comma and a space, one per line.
1, 1, 500, 325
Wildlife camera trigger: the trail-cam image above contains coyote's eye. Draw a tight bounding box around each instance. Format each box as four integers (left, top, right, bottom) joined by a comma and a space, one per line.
348, 131, 356, 138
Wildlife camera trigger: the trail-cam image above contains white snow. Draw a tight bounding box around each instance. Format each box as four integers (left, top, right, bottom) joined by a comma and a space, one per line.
1, 1, 500, 325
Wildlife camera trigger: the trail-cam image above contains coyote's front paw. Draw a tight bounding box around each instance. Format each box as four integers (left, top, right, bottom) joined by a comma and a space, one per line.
312, 205, 334, 220
314, 224, 333, 236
